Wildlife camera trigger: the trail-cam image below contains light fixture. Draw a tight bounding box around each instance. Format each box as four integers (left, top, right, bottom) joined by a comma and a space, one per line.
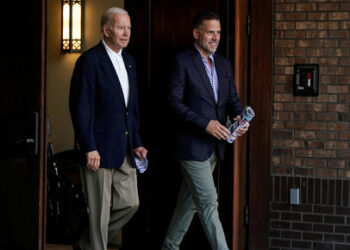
62, 0, 83, 52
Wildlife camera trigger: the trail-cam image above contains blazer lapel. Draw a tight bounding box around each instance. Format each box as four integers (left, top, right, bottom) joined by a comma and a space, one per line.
214, 55, 225, 106
192, 51, 217, 104
122, 52, 134, 107
98, 43, 126, 107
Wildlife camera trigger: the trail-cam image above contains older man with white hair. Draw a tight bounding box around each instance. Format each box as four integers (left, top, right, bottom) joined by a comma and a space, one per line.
69, 7, 147, 250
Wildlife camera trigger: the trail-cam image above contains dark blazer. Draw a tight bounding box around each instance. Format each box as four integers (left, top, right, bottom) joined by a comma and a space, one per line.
69, 42, 142, 169
169, 47, 243, 161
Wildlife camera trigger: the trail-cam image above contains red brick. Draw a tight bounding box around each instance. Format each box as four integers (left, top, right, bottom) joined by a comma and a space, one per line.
328, 12, 350, 20
304, 122, 327, 130
295, 57, 317, 64
320, 75, 337, 84
339, 94, 350, 103
317, 39, 338, 47
327, 141, 349, 150
295, 131, 316, 139
275, 13, 284, 21
284, 103, 305, 111
307, 12, 327, 20
318, 3, 340, 11
305, 103, 326, 112
329, 30, 350, 39
273, 166, 294, 175
318, 21, 339, 30
272, 156, 283, 166
328, 160, 346, 169
276, 3, 295, 12
294, 96, 313, 103
340, 58, 350, 66
319, 57, 339, 66
339, 150, 350, 159
275, 75, 292, 84
305, 48, 326, 56
292, 222, 312, 231
285, 30, 306, 39
296, 21, 317, 30
296, 39, 316, 47
338, 170, 350, 178
340, 76, 350, 85
273, 148, 294, 156
315, 94, 337, 103
327, 104, 349, 112
316, 131, 337, 140
275, 57, 296, 66
338, 132, 350, 141
340, 40, 350, 47
341, 3, 350, 11
275, 39, 295, 48
284, 66, 294, 75
306, 30, 327, 38
275, 21, 295, 30
316, 168, 337, 177
285, 48, 305, 56
303, 214, 322, 222
285, 157, 304, 167
294, 112, 313, 121
274, 83, 291, 92
316, 113, 338, 121
296, 3, 316, 12
295, 149, 313, 158
314, 150, 337, 158
272, 121, 285, 129
273, 130, 294, 139
295, 167, 314, 176
304, 159, 326, 168
285, 12, 305, 21
275, 93, 294, 102
274, 111, 294, 120
340, 21, 350, 29
327, 122, 349, 131
303, 232, 323, 241
306, 141, 325, 149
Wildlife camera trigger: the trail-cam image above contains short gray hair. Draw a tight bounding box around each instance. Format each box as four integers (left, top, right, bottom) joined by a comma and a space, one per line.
101, 7, 128, 32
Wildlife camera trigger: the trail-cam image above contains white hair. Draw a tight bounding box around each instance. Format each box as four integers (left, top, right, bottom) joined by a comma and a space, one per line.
101, 7, 128, 32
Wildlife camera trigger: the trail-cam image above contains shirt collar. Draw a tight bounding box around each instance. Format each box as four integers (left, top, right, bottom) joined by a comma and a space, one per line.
102, 38, 123, 57
194, 43, 214, 62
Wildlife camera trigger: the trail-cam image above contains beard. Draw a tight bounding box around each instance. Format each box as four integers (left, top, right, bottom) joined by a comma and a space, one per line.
199, 39, 218, 54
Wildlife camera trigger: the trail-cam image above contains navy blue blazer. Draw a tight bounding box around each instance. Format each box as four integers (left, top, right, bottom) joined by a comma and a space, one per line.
168, 47, 243, 161
69, 42, 142, 169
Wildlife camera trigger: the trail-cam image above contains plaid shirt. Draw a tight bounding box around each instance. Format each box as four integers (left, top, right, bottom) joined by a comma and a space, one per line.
195, 44, 219, 103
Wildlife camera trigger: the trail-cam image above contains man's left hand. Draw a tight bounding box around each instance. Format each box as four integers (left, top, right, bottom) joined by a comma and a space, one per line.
233, 115, 250, 136
134, 147, 148, 160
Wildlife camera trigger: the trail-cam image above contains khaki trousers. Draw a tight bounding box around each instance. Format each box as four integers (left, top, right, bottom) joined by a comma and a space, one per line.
80, 154, 139, 250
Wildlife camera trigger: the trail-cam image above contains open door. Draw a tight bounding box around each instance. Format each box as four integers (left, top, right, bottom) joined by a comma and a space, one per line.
0, 0, 47, 249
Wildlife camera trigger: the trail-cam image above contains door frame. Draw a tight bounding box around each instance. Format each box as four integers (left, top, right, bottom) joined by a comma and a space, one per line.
233, 0, 271, 249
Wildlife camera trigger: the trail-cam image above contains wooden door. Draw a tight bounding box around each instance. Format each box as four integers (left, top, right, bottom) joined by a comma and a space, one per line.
0, 0, 47, 249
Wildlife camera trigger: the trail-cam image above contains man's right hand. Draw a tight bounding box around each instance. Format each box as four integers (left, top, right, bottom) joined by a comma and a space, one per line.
86, 150, 100, 171
205, 120, 231, 140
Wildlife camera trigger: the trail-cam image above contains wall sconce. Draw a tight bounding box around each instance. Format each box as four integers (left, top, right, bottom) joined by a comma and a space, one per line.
62, 0, 83, 52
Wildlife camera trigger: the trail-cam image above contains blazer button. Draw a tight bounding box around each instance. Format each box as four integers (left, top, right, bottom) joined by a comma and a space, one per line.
125, 131, 129, 135
126, 111, 128, 115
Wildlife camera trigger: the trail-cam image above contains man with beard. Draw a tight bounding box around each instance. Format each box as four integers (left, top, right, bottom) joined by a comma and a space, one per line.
162, 12, 249, 250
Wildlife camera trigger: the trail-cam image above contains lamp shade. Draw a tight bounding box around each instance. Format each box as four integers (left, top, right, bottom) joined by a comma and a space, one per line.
62, 0, 83, 52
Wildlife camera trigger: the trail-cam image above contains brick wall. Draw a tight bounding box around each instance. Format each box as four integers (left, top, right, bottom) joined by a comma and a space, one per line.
271, 0, 350, 249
